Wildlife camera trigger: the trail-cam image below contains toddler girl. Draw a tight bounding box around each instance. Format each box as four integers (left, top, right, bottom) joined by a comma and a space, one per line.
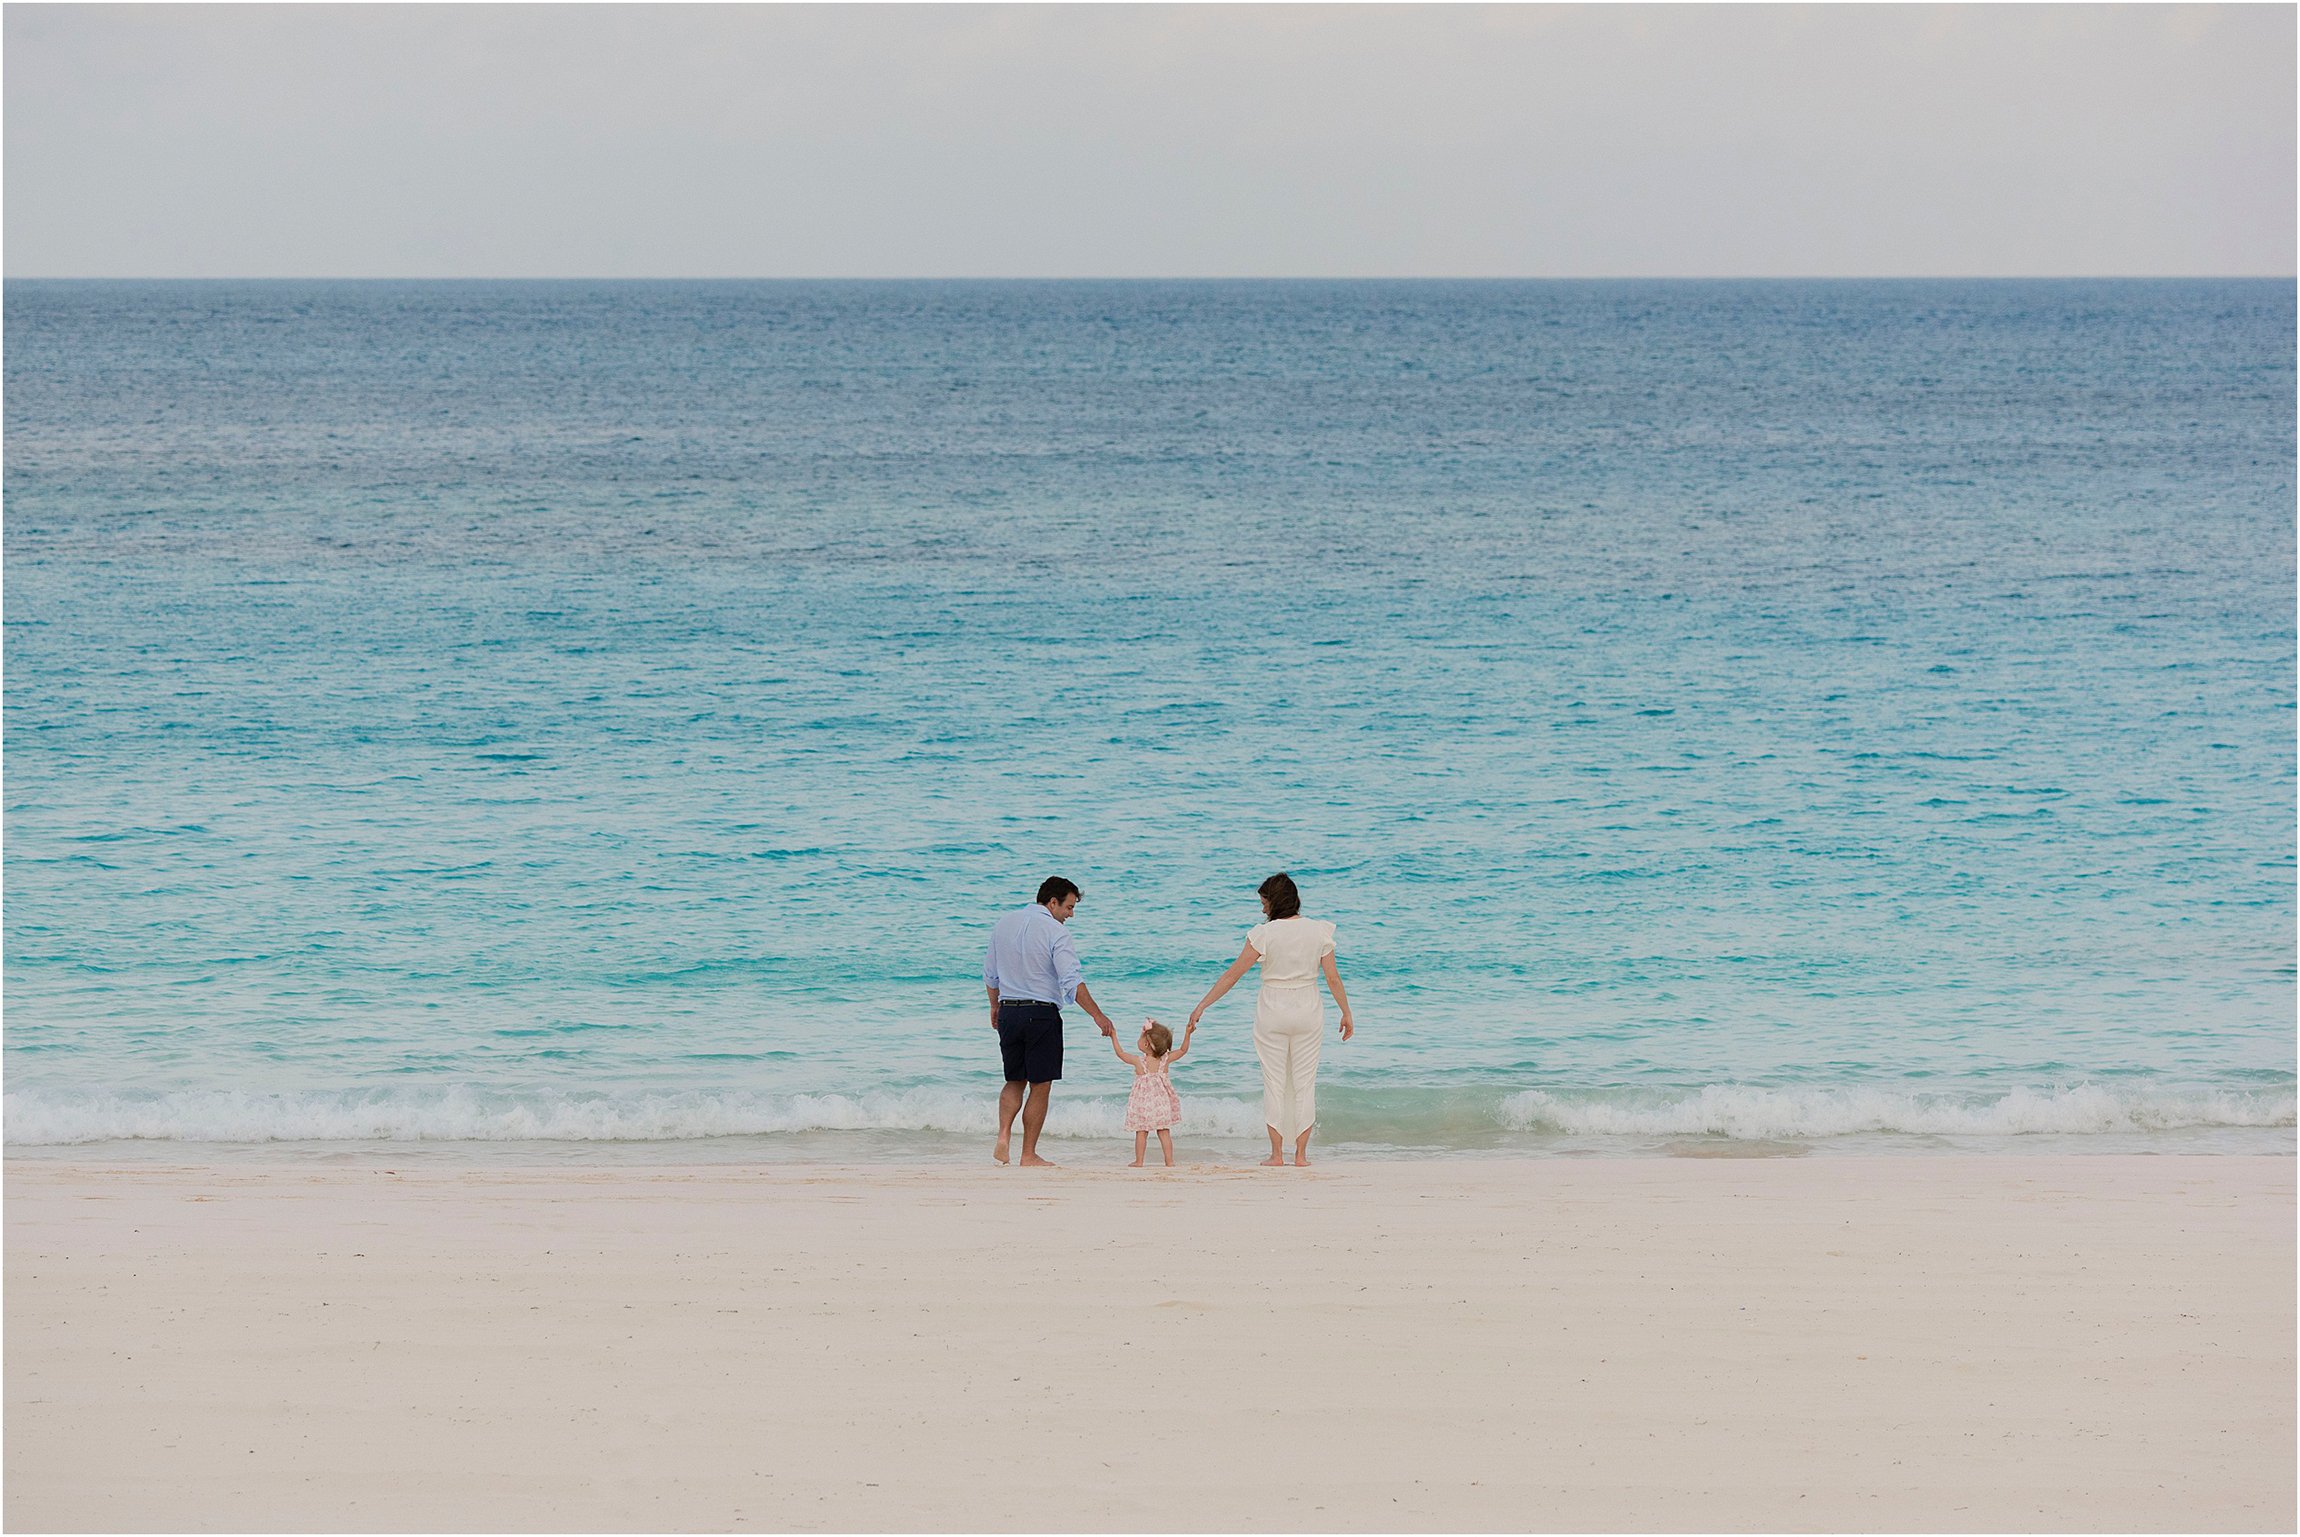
1113, 1017, 1193, 1166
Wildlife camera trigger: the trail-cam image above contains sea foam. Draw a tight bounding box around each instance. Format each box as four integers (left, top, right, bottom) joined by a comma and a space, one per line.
0, 1085, 1277, 1146
5, 1081, 2290, 1147
1497, 1082, 2298, 1139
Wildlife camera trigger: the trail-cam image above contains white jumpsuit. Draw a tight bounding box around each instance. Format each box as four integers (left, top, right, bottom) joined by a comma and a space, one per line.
1248, 917, 1338, 1138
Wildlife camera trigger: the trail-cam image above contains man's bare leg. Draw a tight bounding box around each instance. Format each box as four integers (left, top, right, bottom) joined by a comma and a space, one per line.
1293, 1127, 1313, 1166
1018, 1081, 1057, 1166
1262, 1125, 1287, 1166
994, 1080, 1025, 1164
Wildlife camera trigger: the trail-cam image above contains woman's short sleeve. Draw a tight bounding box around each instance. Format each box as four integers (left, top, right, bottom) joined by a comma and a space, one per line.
1319, 922, 1337, 959
1246, 923, 1269, 955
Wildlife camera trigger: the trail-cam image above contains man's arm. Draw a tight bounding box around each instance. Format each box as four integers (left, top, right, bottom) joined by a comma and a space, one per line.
1072, 982, 1118, 1037
984, 939, 1002, 1029
1050, 925, 1115, 1035
986, 985, 1001, 1030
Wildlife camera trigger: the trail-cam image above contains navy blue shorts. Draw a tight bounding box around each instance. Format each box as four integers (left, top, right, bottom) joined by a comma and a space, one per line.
996, 1001, 1063, 1084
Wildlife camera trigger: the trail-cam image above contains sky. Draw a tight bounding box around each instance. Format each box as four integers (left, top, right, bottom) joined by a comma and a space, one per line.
5, 3, 2293, 279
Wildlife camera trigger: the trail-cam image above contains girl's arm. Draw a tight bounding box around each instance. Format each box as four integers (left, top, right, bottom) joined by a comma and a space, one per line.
1110, 1034, 1141, 1067
1166, 1020, 1197, 1063
1188, 944, 1260, 1028
1322, 952, 1355, 1040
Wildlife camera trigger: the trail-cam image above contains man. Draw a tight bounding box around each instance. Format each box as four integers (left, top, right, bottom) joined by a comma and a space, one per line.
983, 876, 1119, 1166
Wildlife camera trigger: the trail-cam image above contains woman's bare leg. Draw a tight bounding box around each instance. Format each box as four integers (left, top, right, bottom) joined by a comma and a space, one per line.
1130, 1131, 1147, 1167
1156, 1128, 1174, 1167
1263, 1125, 1286, 1166
1293, 1127, 1312, 1166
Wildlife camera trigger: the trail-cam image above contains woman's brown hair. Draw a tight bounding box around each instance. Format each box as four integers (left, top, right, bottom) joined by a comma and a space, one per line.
1258, 871, 1302, 920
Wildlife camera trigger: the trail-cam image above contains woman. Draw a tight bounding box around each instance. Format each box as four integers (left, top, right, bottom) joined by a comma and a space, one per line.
1189, 872, 1354, 1166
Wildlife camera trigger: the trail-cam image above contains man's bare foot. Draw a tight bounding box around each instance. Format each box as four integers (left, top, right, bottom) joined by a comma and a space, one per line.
993, 1136, 1010, 1164
1019, 1153, 1058, 1167
1260, 1154, 1286, 1166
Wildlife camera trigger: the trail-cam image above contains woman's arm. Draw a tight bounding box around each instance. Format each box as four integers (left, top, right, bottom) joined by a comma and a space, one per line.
1322, 952, 1354, 1040
1188, 944, 1259, 1028
1166, 1020, 1198, 1062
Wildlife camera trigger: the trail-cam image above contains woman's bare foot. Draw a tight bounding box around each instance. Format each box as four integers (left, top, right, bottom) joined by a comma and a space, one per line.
1292, 1154, 1311, 1166
1019, 1153, 1058, 1167
1260, 1154, 1287, 1166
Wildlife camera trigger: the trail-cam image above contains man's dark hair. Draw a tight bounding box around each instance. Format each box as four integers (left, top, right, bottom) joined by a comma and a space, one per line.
1036, 876, 1082, 906
1258, 871, 1302, 919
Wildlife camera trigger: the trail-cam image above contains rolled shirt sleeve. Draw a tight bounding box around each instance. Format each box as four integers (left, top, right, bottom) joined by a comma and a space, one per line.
984, 939, 1001, 993
1049, 923, 1083, 1007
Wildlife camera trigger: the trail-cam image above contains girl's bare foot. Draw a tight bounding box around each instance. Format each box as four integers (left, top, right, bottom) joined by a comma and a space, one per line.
1128, 1158, 1144, 1167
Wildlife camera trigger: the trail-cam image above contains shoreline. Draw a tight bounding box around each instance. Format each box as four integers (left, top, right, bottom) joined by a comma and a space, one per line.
9, 1078, 2290, 1164
9, 1154, 2292, 1531
6, 1121, 2294, 1168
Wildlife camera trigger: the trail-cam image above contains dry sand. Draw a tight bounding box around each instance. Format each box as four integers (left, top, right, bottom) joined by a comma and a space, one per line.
6, 1154, 2292, 1532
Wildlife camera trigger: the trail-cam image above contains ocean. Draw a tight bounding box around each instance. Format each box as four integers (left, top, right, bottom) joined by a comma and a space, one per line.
5, 279, 2293, 1159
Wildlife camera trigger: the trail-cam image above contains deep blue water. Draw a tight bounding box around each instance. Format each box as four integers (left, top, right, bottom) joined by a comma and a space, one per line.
5, 280, 2293, 1155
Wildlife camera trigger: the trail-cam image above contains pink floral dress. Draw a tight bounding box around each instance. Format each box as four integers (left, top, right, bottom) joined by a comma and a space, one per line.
1124, 1062, 1181, 1131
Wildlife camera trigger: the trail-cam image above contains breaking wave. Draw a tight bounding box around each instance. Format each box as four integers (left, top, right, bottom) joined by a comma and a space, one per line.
5, 1080, 2292, 1148
1, 1085, 1277, 1145
1497, 1082, 2297, 1139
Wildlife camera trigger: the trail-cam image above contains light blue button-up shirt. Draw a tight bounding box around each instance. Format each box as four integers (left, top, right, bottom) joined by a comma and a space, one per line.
983, 903, 1083, 1007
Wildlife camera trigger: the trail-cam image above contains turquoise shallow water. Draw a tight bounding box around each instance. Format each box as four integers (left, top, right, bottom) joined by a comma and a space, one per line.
5, 280, 2293, 1156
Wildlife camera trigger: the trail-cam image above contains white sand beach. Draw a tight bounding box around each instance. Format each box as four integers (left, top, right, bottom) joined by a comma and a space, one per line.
6, 1154, 2292, 1532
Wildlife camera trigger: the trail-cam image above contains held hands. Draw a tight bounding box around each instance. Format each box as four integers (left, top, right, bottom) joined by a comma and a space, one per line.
1187, 1005, 1205, 1029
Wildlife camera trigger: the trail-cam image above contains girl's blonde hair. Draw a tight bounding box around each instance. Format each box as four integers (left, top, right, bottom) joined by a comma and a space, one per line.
1141, 1022, 1174, 1058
